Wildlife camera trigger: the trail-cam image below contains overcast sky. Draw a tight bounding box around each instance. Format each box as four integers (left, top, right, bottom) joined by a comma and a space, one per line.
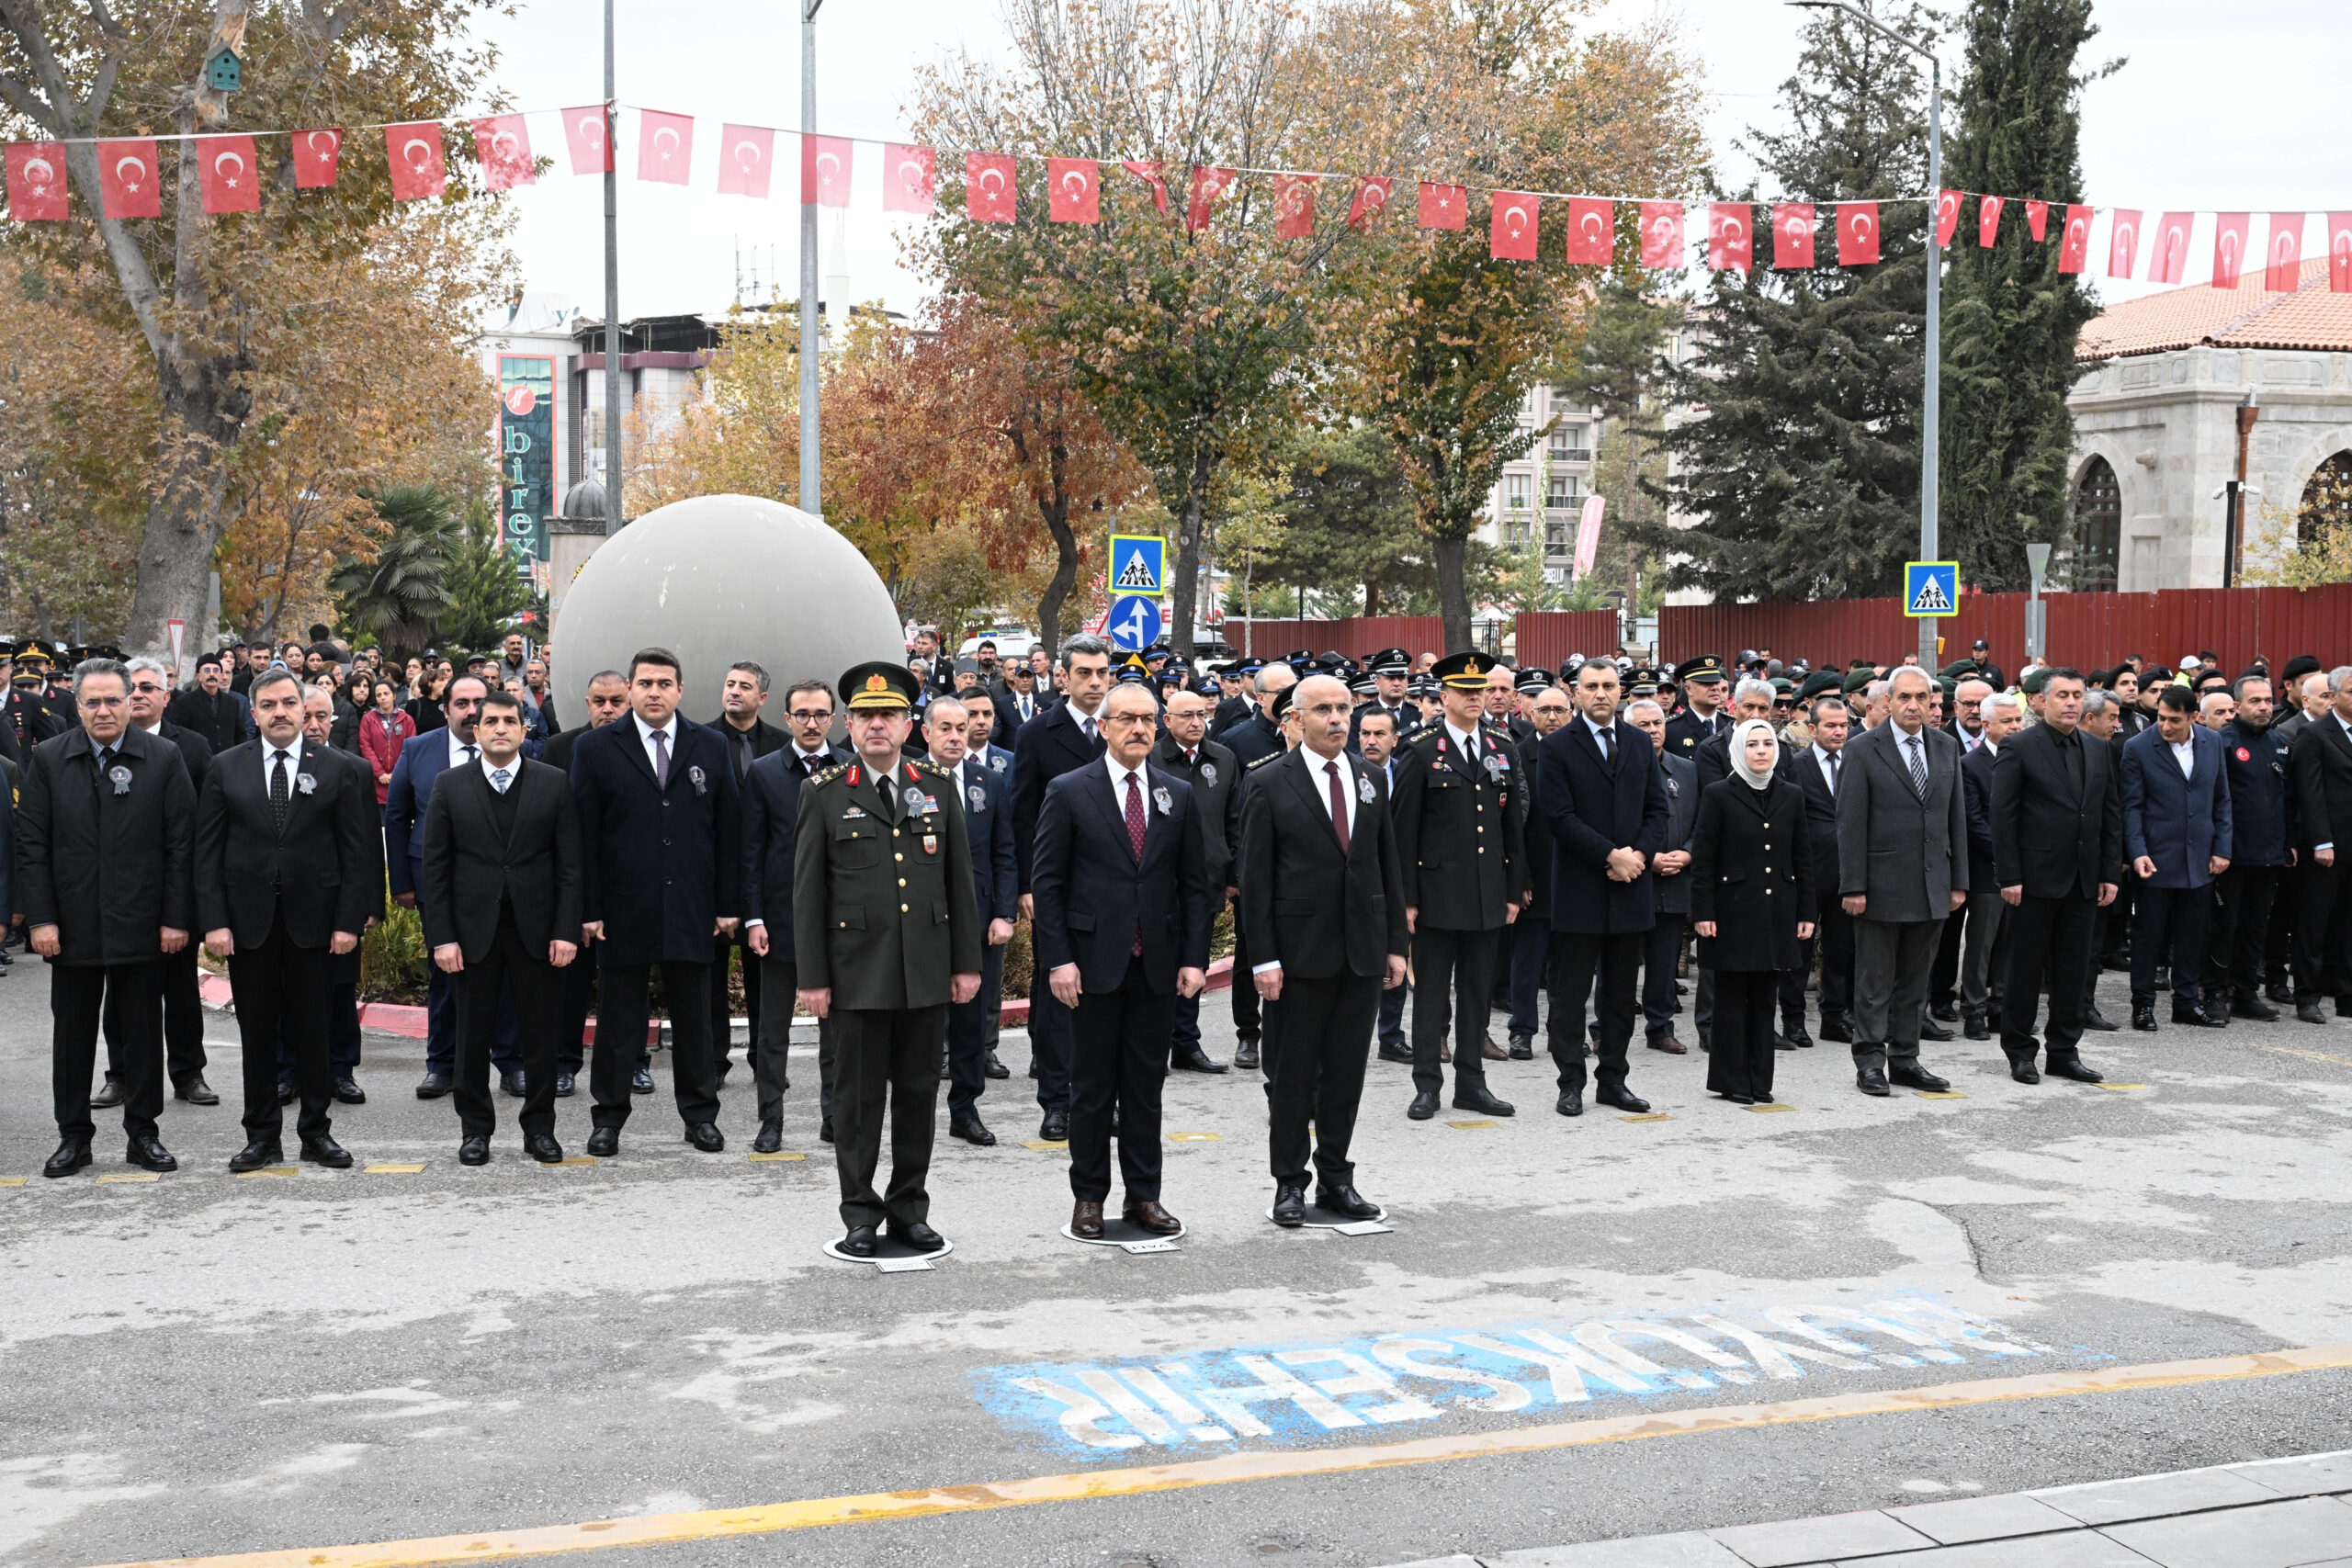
475, 0, 2344, 321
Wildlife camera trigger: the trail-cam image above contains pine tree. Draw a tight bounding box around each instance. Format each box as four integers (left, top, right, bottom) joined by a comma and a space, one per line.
1647, 5, 1936, 602
1939, 0, 2105, 591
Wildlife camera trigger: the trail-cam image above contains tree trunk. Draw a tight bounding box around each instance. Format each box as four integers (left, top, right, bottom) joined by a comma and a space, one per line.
1167, 448, 1215, 660
1035, 497, 1078, 660
1434, 532, 1471, 653
126, 372, 247, 657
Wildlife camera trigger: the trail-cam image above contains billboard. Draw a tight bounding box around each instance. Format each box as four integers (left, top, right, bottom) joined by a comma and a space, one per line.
498, 355, 555, 571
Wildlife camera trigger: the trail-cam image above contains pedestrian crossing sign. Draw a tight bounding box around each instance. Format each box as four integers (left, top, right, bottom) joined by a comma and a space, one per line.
1904, 560, 1959, 617
1107, 534, 1166, 597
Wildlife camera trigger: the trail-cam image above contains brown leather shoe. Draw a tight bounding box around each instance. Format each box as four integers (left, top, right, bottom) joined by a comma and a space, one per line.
1071, 1200, 1105, 1240
1481, 1032, 1509, 1060
1646, 1032, 1689, 1055
1124, 1199, 1182, 1235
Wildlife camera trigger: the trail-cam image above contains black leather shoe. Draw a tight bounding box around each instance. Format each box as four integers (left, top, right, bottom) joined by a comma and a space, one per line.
753, 1117, 784, 1153
2298, 1003, 2331, 1025
684, 1122, 725, 1153
1407, 1090, 1439, 1120
1555, 1089, 1584, 1117
227, 1139, 283, 1173
1929, 1001, 1959, 1023
1856, 1067, 1892, 1097
1962, 1013, 1990, 1042
1774, 1034, 1799, 1052
2048, 1057, 2103, 1083
983, 1049, 1010, 1080
950, 1114, 996, 1146
2233, 996, 2280, 1021
1918, 1017, 1955, 1042
2153, 965, 2171, 991
585, 1126, 620, 1156
500, 1071, 526, 1098
526, 1132, 564, 1164
1271, 1184, 1307, 1227
1453, 1086, 1515, 1116
2009, 1062, 2042, 1084
1172, 1048, 1229, 1074
41, 1139, 92, 1179
2132, 1002, 2158, 1032
333, 1075, 366, 1105
89, 1075, 125, 1110
2084, 1006, 2120, 1032
2173, 1006, 2226, 1028
1376, 1043, 1415, 1064
840, 1225, 878, 1258
458, 1135, 491, 1166
1888, 1064, 1951, 1092
1233, 1039, 1261, 1070
555, 1072, 576, 1097
1313, 1184, 1381, 1220
415, 1072, 453, 1100
277, 1076, 296, 1106
125, 1134, 176, 1172
1817, 1021, 1854, 1043
891, 1220, 944, 1252
631, 1066, 655, 1094
1039, 1109, 1069, 1142
1596, 1087, 1651, 1113
1507, 1033, 1534, 1060
1783, 1028, 1815, 1050
175, 1075, 220, 1105
300, 1134, 354, 1168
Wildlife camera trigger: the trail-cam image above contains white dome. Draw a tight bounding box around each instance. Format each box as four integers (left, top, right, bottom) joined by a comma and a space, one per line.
550, 494, 903, 723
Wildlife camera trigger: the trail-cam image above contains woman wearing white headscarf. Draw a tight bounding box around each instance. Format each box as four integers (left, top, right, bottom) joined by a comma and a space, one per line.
1690, 718, 1816, 1104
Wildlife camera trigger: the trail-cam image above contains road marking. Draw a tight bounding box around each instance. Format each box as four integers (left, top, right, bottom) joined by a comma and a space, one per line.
540, 1157, 600, 1168
235, 1167, 299, 1179
1444, 1120, 1498, 1130
96, 1172, 160, 1184
1168, 1132, 1222, 1142
95, 1343, 2352, 1568
1915, 1091, 1967, 1100
367, 1164, 427, 1175
1621, 1113, 1673, 1122
2243, 1041, 2352, 1069
1746, 1103, 1796, 1113
749, 1152, 807, 1163
1022, 1140, 1069, 1152
0, 1176, 25, 1188
2093, 1083, 2146, 1092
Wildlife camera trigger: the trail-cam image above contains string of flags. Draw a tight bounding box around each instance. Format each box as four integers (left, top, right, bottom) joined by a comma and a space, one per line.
6, 105, 2346, 292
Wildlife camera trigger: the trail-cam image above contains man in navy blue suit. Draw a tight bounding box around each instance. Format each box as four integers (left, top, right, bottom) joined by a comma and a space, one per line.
924, 695, 1018, 1146
2121, 683, 2233, 1030
385, 673, 520, 1097
1008, 633, 1114, 1141
571, 648, 741, 1156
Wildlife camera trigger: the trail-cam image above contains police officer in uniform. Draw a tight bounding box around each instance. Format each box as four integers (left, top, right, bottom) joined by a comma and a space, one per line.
1665, 656, 1731, 763
794, 663, 983, 1258
1348, 649, 1415, 750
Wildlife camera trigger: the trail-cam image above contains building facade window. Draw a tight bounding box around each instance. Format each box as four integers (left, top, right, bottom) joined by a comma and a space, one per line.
2070, 457, 2121, 592
1545, 474, 1582, 509
1504, 473, 1532, 510
2301, 450, 2352, 549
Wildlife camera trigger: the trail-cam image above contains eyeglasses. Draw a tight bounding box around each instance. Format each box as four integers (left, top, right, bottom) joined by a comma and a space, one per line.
786, 708, 832, 723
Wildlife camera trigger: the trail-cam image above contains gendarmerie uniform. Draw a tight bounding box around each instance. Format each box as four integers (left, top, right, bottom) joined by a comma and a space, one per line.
794, 664, 983, 1251
1664, 655, 1731, 764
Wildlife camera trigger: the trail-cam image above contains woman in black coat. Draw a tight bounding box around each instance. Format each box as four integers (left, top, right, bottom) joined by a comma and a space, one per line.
1690, 719, 1815, 1104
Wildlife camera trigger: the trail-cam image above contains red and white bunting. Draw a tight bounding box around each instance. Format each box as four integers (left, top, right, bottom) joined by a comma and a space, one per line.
637, 109, 693, 186
1638, 201, 1682, 268
1975, 193, 2001, 248
560, 107, 611, 176
473, 114, 534, 192
2150, 211, 2193, 283
1565, 197, 1611, 264
1187, 165, 1235, 232
2211, 211, 2250, 288
1047, 156, 1098, 223
1418, 180, 1465, 231
2058, 204, 2093, 274
885, 144, 936, 214
1274, 172, 1317, 239
197, 133, 261, 213
1121, 160, 1169, 215
2265, 213, 2302, 292
1836, 200, 1880, 265
2108, 209, 2141, 278
7, 141, 68, 220
966, 152, 1014, 222
294, 128, 342, 188
1772, 202, 1815, 269
2330, 213, 2352, 294
1708, 201, 1751, 272
98, 137, 162, 218
717, 125, 775, 198
1935, 188, 1962, 247
2025, 199, 2048, 242
1489, 190, 1537, 260
1346, 175, 1393, 229
802, 134, 852, 208
384, 123, 445, 202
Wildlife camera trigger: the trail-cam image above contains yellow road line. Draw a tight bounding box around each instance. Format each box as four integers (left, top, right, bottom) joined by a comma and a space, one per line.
95, 1342, 2352, 1568
2243, 1040, 2352, 1069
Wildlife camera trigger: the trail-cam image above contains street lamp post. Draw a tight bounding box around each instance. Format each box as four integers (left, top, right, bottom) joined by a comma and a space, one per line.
799, 0, 824, 516
602, 0, 622, 536
1790, 1, 1940, 668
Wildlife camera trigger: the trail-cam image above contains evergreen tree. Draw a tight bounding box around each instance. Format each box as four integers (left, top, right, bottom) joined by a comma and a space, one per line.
1646, 5, 1936, 602
1940, 0, 2105, 591
1260, 427, 1433, 615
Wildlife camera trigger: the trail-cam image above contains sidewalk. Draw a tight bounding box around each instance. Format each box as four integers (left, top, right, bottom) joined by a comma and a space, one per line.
1388, 1450, 2352, 1567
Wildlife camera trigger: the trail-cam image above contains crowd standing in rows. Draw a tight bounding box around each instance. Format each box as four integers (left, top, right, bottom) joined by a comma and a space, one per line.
10, 624, 2349, 1261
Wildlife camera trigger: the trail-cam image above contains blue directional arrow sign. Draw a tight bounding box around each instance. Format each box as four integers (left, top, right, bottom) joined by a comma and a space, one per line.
1106, 593, 1164, 651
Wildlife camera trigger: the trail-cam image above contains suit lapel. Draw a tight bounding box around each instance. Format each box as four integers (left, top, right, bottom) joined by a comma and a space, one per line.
616, 719, 662, 792
1091, 762, 1142, 863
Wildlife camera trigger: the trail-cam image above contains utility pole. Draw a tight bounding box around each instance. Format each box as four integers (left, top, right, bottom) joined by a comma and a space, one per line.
602, 0, 622, 536
799, 0, 824, 515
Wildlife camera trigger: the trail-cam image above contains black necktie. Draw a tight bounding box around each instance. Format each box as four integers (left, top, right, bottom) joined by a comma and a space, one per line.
1597, 724, 1613, 765
270, 749, 292, 832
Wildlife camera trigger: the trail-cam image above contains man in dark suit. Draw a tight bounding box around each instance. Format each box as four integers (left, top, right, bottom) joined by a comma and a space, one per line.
924, 695, 1017, 1146
2208, 674, 2291, 1020
1540, 659, 1669, 1117
19, 659, 198, 1178
1155, 685, 1238, 1074
543, 670, 635, 1097
2289, 668, 2352, 1022
1032, 683, 1212, 1238
1009, 634, 1114, 1138
1501, 683, 1572, 1055
1238, 673, 1408, 1226
990, 660, 1043, 739
1951, 693, 2015, 1039
571, 648, 741, 1156
164, 651, 250, 754
296, 684, 380, 1105
1215, 661, 1296, 1067
1210, 662, 1255, 738
1836, 666, 1967, 1096
196, 669, 375, 1171
1624, 696, 1699, 1052
1786, 694, 1856, 1044
2121, 683, 2233, 1030
1217, 663, 1294, 767
422, 690, 584, 1165
710, 660, 790, 1082
1992, 668, 2121, 1084
1350, 706, 1413, 1058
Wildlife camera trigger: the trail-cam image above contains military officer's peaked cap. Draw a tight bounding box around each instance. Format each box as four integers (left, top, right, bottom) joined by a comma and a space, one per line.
1366, 647, 1410, 675
841, 661, 920, 711
1430, 650, 1500, 691
1672, 654, 1727, 686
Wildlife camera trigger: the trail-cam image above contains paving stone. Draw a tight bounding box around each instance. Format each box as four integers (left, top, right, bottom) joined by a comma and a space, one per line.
1491, 1532, 1751, 1567
1884, 1492, 2085, 1545
1375, 1557, 1484, 1568
2030, 1465, 2282, 1527
1709, 1509, 1935, 1567
1831, 1533, 2156, 1567
2227, 1451, 2352, 1500
2101, 1495, 2352, 1568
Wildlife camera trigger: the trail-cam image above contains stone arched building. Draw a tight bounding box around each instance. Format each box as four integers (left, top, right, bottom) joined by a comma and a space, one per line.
2067, 258, 2352, 590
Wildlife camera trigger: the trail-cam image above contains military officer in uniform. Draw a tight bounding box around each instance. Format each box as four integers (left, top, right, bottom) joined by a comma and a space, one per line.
794, 662, 983, 1259
1348, 649, 1415, 750
1665, 656, 1732, 763
1390, 651, 1523, 1121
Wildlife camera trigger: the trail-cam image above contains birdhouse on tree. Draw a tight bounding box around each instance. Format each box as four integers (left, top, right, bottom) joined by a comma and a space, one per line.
204, 43, 242, 94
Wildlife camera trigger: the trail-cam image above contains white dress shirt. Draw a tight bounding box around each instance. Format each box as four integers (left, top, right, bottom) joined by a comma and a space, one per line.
446, 728, 480, 771
1812, 743, 1840, 794
634, 712, 677, 778
1444, 718, 1482, 761
2170, 735, 2197, 779
262, 735, 306, 792
481, 751, 521, 793
1103, 753, 1149, 815
1582, 714, 1618, 759
1254, 750, 1360, 976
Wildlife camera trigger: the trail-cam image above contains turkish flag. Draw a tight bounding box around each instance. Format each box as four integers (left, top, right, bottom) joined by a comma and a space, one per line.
1771, 202, 1815, 268
1121, 160, 1168, 215
1187, 165, 1235, 232
2057, 204, 2092, 274
2108, 209, 2141, 278
1346, 175, 1393, 228
1935, 188, 1962, 247
637, 109, 693, 186
1836, 201, 1881, 265
1489, 191, 1538, 260
2025, 200, 2048, 242
802, 135, 852, 208
717, 125, 775, 198
2150, 212, 2193, 284
560, 107, 611, 175
966, 152, 1015, 222
2330, 213, 2352, 294
472, 115, 534, 192
1418, 181, 1465, 231
884, 144, 935, 213
2211, 211, 2250, 288
1274, 173, 1317, 239
6, 141, 68, 220
1976, 194, 2001, 248
1565, 197, 1611, 265
1638, 201, 1682, 267
384, 123, 446, 202
97, 137, 162, 218
2265, 213, 2303, 292
196, 134, 260, 214
1708, 202, 1751, 272
293, 128, 342, 188
1047, 157, 1099, 223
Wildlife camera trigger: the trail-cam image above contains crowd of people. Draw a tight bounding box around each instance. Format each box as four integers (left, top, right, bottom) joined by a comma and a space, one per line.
9, 622, 2349, 1262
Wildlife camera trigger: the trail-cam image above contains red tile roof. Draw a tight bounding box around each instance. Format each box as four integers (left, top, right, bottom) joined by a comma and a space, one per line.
2077, 259, 2352, 361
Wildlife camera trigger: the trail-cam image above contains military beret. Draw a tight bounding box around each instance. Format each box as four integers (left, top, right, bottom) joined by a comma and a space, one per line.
1842, 669, 1875, 694
1797, 670, 1843, 702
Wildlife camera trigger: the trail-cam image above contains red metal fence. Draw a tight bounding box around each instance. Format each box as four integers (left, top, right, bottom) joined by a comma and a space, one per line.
1221, 615, 1448, 660
1507, 612, 1633, 671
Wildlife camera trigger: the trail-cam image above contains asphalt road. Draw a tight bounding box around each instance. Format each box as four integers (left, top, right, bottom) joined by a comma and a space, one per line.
2, 962, 2349, 1568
